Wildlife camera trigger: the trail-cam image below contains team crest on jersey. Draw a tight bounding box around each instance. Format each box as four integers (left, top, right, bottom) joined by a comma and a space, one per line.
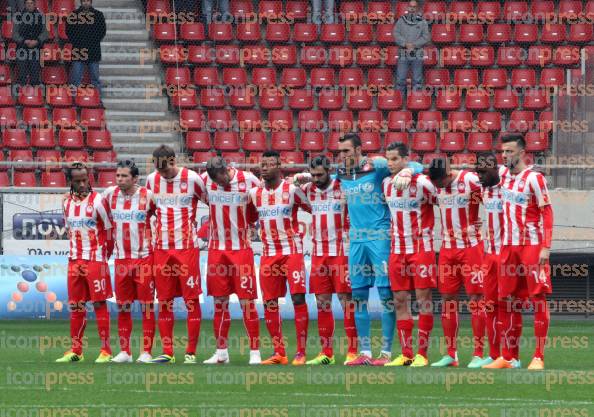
86, 205, 94, 215
282, 191, 290, 202
409, 185, 417, 197
238, 182, 246, 191
180, 181, 188, 191
457, 182, 465, 193
518, 179, 525, 190
334, 189, 341, 199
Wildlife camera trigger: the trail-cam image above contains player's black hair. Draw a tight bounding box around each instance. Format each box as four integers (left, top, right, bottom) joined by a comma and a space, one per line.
117, 159, 139, 177
475, 152, 498, 170
428, 157, 448, 181
65, 161, 91, 196
309, 154, 332, 170
152, 145, 176, 170
339, 133, 362, 148
385, 142, 409, 157
262, 150, 281, 160
206, 156, 227, 179
501, 133, 526, 149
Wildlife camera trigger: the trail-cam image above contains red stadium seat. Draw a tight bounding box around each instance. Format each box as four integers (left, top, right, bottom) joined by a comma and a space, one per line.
553, 46, 581, 66
411, 132, 436, 152
31, 128, 56, 148
266, 23, 290, 42
229, 88, 255, 108
454, 69, 479, 88
193, 152, 217, 164
280, 151, 304, 166
327, 132, 342, 152
242, 131, 267, 152
423, 1, 447, 21
179, 109, 205, 130
0, 172, 9, 186
223, 68, 247, 86
511, 69, 536, 88
436, 89, 461, 111
470, 46, 494, 67
340, 1, 365, 20
448, 111, 473, 132
188, 45, 213, 65
293, 23, 318, 43
236, 23, 261, 42
166, 67, 191, 86
450, 1, 474, 22
259, 89, 284, 110
180, 23, 206, 42
311, 68, 335, 88
214, 132, 240, 151
459, 24, 484, 43
9, 150, 34, 170
281, 68, 307, 88
487, 23, 512, 43
328, 46, 354, 67
467, 132, 493, 151
425, 69, 450, 87
18, 85, 44, 107
568, 24, 593, 43
268, 110, 293, 131
388, 111, 413, 131
298, 110, 324, 131
385, 132, 409, 147
328, 111, 354, 132
200, 88, 225, 108
271, 131, 296, 150
215, 45, 240, 65
252, 68, 277, 87
441, 46, 468, 67
465, 89, 491, 112
271, 45, 297, 66
377, 89, 403, 111
0, 107, 17, 127
14, 172, 37, 187
97, 171, 117, 188
23, 107, 49, 127
0, 85, 14, 106
423, 46, 439, 66
431, 24, 456, 43
482, 69, 508, 89
477, 2, 501, 21
0, 65, 12, 85
207, 110, 232, 130
1, 21, 13, 41
47, 86, 73, 107
153, 23, 177, 42
3, 128, 28, 149
406, 91, 432, 111
53, 0, 75, 15
525, 132, 549, 152
75, 87, 101, 108
160, 45, 186, 65
477, 112, 502, 132
417, 111, 442, 131
318, 90, 343, 110
194, 68, 220, 87
451, 153, 477, 166
289, 89, 314, 110
59, 128, 84, 149
42, 66, 68, 84
540, 68, 565, 87
86, 130, 112, 150
300, 46, 326, 66
240, 45, 269, 66
559, 0, 582, 20
348, 24, 373, 43
286, 1, 309, 20
494, 88, 519, 110
504, 1, 528, 21
259, 1, 283, 18
236, 110, 261, 130
41, 171, 66, 187
497, 46, 523, 66
356, 47, 382, 67
358, 111, 383, 132
509, 111, 535, 132
320, 24, 345, 43
338, 68, 363, 87
230, 0, 255, 17
531, 1, 555, 22
360, 132, 381, 152
347, 90, 372, 110
376, 24, 395, 43
208, 23, 233, 42
523, 89, 550, 110
514, 24, 538, 43
541, 24, 566, 43
526, 46, 552, 66
439, 132, 465, 152
299, 132, 325, 152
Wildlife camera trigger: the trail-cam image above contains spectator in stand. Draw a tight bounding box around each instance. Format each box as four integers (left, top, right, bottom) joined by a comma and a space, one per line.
8, 0, 25, 14
311, 0, 335, 25
12, 0, 48, 86
202, 0, 230, 27
394, 0, 429, 98
66, 0, 106, 95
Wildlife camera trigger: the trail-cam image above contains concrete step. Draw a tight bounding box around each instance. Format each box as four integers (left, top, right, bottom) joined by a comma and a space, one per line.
104, 29, 150, 42
101, 51, 155, 64
105, 109, 171, 121
102, 8, 144, 20
102, 86, 161, 99
106, 19, 145, 31
102, 41, 151, 55
92, 0, 142, 8
100, 74, 161, 86
114, 139, 181, 153
103, 97, 169, 112
106, 119, 180, 134
99, 63, 157, 76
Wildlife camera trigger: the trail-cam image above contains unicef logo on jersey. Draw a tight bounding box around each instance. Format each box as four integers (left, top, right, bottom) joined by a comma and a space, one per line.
282, 207, 291, 216
84, 219, 97, 228
362, 183, 374, 192
135, 212, 147, 222
180, 196, 192, 205
332, 203, 341, 212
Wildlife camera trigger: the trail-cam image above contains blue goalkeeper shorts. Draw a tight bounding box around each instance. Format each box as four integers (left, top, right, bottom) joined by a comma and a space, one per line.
349, 240, 391, 289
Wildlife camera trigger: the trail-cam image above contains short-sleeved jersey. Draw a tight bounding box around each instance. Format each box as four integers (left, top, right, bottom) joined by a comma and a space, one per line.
145, 167, 206, 250
63, 191, 112, 261
302, 179, 348, 257
501, 166, 552, 246
102, 186, 155, 259
481, 166, 509, 255
383, 173, 436, 254
434, 170, 483, 249
201, 168, 260, 251
249, 180, 310, 256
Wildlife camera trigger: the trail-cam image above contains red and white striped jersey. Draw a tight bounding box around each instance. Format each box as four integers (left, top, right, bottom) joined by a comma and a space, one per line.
201, 168, 261, 251
383, 174, 436, 254
302, 179, 348, 257
102, 186, 155, 259
501, 166, 551, 246
145, 167, 206, 250
63, 191, 112, 262
481, 166, 509, 255
434, 170, 483, 249
248, 180, 311, 256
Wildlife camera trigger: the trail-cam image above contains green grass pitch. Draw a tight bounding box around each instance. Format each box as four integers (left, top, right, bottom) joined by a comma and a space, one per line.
0, 319, 593, 417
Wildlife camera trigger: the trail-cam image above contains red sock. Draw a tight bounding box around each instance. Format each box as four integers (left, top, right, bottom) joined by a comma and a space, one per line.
294, 303, 309, 355
264, 303, 285, 356
512, 309, 522, 359
485, 301, 500, 360
397, 319, 414, 358
141, 304, 155, 354
417, 313, 433, 358
213, 301, 231, 349
94, 303, 111, 354
470, 301, 485, 357
117, 308, 132, 354
532, 295, 549, 360
343, 300, 358, 354
317, 307, 334, 357
158, 300, 174, 356
441, 300, 458, 359
70, 309, 87, 355
186, 299, 201, 355
242, 300, 260, 350
498, 299, 515, 361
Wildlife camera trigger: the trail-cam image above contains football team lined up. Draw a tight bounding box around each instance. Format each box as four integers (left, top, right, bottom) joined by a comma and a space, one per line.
56, 132, 553, 370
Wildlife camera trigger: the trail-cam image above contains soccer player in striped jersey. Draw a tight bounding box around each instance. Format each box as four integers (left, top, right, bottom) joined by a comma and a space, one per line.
248, 151, 312, 365
200, 156, 261, 365
145, 145, 206, 364
301, 155, 358, 366
382, 143, 437, 367
485, 134, 553, 370
103, 160, 157, 364
428, 157, 486, 368
56, 162, 114, 363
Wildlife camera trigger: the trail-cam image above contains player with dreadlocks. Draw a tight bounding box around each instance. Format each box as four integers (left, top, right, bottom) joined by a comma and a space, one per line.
56, 162, 115, 363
